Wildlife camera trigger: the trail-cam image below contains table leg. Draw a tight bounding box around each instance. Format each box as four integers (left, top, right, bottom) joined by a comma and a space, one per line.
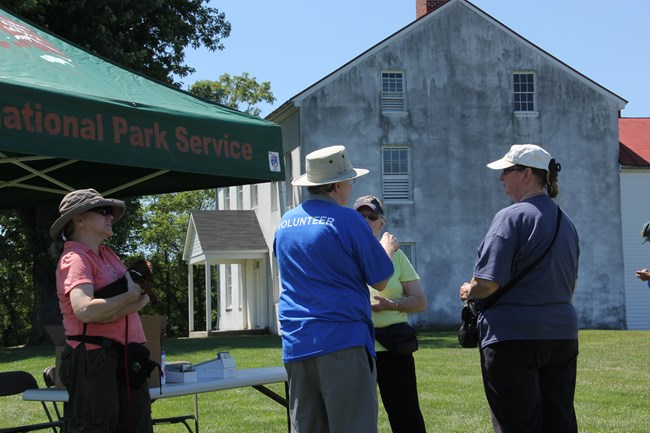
250, 382, 290, 433
194, 393, 199, 433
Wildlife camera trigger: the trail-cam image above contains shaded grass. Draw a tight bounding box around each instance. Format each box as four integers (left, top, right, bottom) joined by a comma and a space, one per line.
1, 330, 648, 432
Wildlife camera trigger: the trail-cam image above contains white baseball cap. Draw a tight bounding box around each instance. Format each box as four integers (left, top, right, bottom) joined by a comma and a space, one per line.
487, 144, 552, 171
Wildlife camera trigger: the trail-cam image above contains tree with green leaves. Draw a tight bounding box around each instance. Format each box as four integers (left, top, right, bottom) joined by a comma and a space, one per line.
134, 190, 217, 335
1, 1, 277, 346
0, 0, 231, 83
0, 212, 34, 347
190, 72, 276, 116
0, 0, 233, 344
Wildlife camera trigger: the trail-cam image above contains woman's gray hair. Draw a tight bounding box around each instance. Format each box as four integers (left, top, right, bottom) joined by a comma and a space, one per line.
49, 220, 75, 259
307, 183, 336, 195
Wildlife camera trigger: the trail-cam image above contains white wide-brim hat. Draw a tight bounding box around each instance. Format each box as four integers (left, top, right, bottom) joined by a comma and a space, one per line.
292, 145, 369, 186
487, 144, 552, 171
50, 188, 126, 239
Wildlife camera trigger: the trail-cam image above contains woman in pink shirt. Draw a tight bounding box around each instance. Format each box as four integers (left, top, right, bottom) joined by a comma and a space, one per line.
50, 188, 152, 433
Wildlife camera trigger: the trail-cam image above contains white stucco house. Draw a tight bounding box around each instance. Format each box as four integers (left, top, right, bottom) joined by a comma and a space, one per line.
194, 0, 640, 334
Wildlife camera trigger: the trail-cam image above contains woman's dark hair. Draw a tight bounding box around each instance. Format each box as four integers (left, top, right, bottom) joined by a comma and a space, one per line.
49, 220, 75, 259
531, 159, 561, 198
307, 183, 336, 195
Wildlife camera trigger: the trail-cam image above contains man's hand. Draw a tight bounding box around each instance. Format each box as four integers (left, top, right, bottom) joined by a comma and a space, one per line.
635, 268, 650, 281
380, 232, 399, 256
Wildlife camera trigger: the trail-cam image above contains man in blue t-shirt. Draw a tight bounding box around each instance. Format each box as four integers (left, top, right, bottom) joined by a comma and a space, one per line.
274, 145, 394, 433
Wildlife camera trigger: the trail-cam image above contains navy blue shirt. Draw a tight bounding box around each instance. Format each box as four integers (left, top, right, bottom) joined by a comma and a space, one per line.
474, 194, 580, 347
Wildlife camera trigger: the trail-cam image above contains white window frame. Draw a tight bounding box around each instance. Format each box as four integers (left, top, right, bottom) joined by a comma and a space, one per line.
236, 185, 244, 210
513, 71, 537, 113
250, 184, 258, 208
225, 265, 233, 310
381, 70, 405, 113
400, 242, 416, 267
223, 187, 231, 210
271, 181, 278, 212
382, 146, 412, 202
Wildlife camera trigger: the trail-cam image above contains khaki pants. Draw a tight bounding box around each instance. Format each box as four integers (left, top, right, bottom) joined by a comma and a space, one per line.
285, 346, 378, 433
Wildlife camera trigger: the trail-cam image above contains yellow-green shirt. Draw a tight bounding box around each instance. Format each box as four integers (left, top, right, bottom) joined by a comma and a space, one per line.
370, 249, 420, 351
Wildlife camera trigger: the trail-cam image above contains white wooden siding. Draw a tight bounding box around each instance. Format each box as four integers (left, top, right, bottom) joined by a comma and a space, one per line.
190, 230, 202, 259
620, 170, 650, 329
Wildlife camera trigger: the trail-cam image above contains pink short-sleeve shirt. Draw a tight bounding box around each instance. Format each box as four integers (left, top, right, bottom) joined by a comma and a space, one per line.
56, 241, 146, 349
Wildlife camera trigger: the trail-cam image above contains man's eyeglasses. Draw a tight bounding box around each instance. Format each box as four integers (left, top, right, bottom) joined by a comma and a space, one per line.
501, 165, 527, 176
89, 207, 113, 216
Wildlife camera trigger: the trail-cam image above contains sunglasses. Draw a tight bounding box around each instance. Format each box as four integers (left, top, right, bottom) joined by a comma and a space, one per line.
360, 212, 380, 221
89, 206, 113, 216
501, 165, 527, 175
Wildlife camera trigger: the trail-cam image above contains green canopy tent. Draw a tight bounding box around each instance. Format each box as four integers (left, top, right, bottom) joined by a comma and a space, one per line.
0, 7, 285, 209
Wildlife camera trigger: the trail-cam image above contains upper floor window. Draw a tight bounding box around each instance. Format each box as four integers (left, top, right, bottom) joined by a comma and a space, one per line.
513, 72, 536, 112
271, 181, 278, 212
222, 187, 231, 210
382, 146, 412, 202
250, 184, 258, 208
381, 71, 405, 112
236, 185, 244, 209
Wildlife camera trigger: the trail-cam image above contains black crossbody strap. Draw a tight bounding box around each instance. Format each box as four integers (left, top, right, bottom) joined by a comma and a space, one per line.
482, 206, 563, 310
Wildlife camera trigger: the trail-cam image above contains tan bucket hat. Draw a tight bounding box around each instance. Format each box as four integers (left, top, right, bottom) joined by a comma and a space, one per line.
292, 145, 369, 186
49, 188, 126, 239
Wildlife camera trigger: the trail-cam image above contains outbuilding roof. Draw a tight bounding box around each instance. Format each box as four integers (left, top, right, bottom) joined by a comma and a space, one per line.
183, 210, 268, 264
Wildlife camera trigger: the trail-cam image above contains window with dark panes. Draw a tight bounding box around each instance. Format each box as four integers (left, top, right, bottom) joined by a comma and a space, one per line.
513, 72, 535, 112
382, 146, 412, 201
400, 243, 416, 267
381, 71, 405, 112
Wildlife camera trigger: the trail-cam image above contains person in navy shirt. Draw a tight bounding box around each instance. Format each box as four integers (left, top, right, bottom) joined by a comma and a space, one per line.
460, 144, 580, 433
274, 145, 394, 433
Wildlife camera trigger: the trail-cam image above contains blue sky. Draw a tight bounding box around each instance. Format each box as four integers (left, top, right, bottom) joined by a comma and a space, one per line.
181, 0, 649, 118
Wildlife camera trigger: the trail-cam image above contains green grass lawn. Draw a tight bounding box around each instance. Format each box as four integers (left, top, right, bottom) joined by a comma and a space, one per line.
1, 329, 648, 432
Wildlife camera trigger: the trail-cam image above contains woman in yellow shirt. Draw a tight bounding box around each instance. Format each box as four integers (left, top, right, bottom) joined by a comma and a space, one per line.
354, 195, 427, 433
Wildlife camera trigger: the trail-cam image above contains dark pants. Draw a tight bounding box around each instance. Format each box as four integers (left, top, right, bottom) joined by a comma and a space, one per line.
376, 350, 426, 433
60, 344, 153, 433
480, 339, 579, 433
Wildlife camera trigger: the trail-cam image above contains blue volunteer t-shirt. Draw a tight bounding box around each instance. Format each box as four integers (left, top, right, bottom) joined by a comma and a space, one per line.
273, 195, 394, 362
474, 194, 580, 347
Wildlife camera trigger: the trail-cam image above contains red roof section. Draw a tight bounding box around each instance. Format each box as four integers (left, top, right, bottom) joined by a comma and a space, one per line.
619, 118, 650, 167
